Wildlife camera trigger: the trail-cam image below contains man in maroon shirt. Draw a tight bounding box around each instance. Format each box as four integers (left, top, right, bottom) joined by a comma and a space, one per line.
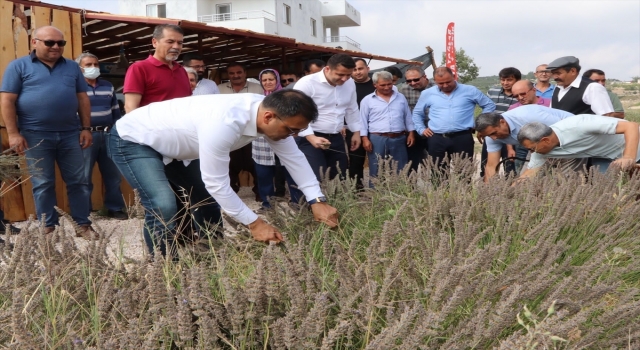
120, 24, 221, 250
123, 24, 191, 112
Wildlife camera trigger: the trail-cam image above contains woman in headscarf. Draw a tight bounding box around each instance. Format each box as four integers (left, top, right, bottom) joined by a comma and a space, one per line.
252, 69, 298, 211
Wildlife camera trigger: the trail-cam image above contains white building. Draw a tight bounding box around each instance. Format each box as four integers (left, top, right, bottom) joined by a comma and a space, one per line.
118, 0, 362, 51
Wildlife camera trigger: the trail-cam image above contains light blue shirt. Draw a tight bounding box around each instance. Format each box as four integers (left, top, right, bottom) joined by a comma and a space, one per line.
526, 115, 640, 169
485, 105, 574, 152
535, 84, 556, 99
412, 83, 495, 135
360, 90, 414, 136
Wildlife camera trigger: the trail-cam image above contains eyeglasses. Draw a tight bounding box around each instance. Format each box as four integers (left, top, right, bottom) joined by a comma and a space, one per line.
35, 38, 67, 47
536, 70, 550, 74
187, 65, 206, 69
514, 88, 534, 98
284, 78, 296, 83
527, 143, 539, 153
275, 114, 307, 136
405, 77, 424, 83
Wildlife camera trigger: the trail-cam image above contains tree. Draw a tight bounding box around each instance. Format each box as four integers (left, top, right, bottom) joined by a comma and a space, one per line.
441, 48, 480, 83
632, 76, 640, 83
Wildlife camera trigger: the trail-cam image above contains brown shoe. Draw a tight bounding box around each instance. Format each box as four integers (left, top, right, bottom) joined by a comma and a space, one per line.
76, 225, 99, 240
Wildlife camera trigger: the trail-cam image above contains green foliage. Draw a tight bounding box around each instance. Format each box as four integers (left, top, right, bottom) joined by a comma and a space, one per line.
1, 161, 640, 348
440, 48, 480, 84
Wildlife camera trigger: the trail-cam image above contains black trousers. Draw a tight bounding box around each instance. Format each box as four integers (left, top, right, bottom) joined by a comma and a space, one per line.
345, 129, 365, 189
426, 132, 475, 170
164, 159, 222, 238
289, 132, 348, 202
228, 144, 259, 197
407, 132, 428, 172
479, 142, 516, 178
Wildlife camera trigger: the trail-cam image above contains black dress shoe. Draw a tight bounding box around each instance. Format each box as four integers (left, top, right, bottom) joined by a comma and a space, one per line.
107, 210, 128, 220
0, 222, 20, 235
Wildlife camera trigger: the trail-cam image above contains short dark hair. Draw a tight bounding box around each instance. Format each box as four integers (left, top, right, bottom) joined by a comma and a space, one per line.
434, 66, 453, 77
182, 52, 204, 66
327, 54, 355, 70
384, 66, 403, 78
353, 58, 367, 66
280, 70, 299, 77
475, 112, 505, 133
262, 89, 318, 123
583, 69, 605, 78
303, 59, 325, 73
226, 62, 245, 72
498, 67, 522, 80
152, 24, 183, 40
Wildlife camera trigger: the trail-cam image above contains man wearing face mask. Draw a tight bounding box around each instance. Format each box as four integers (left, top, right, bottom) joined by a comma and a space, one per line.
76, 52, 127, 220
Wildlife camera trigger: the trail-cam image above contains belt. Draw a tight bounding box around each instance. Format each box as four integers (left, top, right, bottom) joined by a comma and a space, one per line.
433, 129, 473, 138
314, 131, 340, 137
89, 125, 111, 132
370, 131, 407, 138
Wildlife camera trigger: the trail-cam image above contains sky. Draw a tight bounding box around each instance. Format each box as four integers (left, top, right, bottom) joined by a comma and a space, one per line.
47, 0, 640, 80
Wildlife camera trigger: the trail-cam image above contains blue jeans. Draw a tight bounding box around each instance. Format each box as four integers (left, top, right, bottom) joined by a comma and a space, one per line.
23, 130, 91, 227
254, 162, 297, 207
367, 134, 409, 182
83, 131, 125, 211
107, 126, 221, 256
591, 157, 613, 173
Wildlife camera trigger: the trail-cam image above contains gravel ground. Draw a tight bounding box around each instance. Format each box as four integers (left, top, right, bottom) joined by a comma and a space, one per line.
1, 187, 264, 262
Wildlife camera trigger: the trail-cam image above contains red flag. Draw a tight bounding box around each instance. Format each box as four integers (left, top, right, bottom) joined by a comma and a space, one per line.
445, 22, 458, 81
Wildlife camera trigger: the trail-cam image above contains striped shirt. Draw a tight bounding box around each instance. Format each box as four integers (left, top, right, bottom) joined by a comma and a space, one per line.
86, 79, 121, 126
487, 86, 518, 114
252, 137, 276, 166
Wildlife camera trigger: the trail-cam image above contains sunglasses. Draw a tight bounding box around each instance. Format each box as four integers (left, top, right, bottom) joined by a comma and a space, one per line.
405, 77, 423, 83
284, 78, 295, 83
514, 88, 534, 98
35, 38, 67, 47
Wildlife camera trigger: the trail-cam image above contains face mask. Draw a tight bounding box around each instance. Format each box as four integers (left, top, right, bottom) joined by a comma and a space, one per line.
83, 67, 100, 79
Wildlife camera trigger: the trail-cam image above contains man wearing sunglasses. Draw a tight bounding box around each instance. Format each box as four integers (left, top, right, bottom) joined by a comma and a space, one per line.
508, 80, 551, 110
517, 116, 640, 178
280, 71, 298, 88
1, 26, 97, 239
107, 90, 339, 257
400, 66, 433, 172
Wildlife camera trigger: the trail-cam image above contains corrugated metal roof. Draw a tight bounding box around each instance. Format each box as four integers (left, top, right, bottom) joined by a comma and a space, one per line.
8, 0, 423, 69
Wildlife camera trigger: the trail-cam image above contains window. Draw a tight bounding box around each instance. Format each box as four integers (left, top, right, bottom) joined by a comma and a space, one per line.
310, 18, 317, 37
146, 3, 166, 18
216, 3, 231, 21
283, 4, 291, 25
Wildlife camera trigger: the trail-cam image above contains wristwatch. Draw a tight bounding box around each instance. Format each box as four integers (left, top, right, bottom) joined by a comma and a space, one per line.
307, 196, 327, 205
80, 126, 91, 131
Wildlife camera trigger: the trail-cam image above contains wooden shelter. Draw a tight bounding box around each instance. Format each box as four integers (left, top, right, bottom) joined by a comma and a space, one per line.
0, 0, 420, 222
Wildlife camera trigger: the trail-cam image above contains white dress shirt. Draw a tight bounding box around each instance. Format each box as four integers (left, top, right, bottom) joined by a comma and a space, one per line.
552, 77, 614, 115
192, 78, 220, 95
115, 94, 323, 225
293, 70, 361, 137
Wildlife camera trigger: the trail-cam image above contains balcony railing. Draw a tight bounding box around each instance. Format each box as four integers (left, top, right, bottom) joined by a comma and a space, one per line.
198, 11, 276, 23
324, 36, 361, 50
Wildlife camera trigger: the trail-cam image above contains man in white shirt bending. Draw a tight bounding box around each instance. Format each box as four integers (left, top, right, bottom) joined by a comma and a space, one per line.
108, 90, 339, 257
293, 54, 362, 187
